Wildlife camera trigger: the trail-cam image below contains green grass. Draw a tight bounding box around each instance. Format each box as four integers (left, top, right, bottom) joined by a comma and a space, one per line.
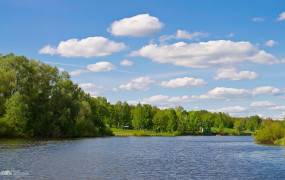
112, 128, 252, 137
111, 128, 178, 137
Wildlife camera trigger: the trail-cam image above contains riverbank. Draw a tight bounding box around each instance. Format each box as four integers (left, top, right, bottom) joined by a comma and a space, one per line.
111, 128, 252, 137
111, 128, 179, 136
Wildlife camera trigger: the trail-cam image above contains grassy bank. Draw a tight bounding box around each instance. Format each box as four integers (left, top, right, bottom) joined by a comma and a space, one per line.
111, 128, 179, 136
111, 128, 252, 137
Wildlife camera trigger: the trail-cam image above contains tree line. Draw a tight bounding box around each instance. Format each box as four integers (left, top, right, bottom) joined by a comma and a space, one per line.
0, 54, 270, 138
108, 103, 263, 135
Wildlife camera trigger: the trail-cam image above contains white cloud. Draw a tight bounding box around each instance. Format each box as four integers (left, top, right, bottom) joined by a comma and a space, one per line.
215, 68, 258, 80
193, 86, 283, 100
109, 14, 163, 37
250, 101, 276, 108
160, 29, 207, 42
131, 40, 278, 68
143, 94, 169, 104
69, 61, 115, 76
120, 59, 134, 66
210, 106, 247, 114
128, 94, 190, 109
39, 36, 126, 57
193, 87, 251, 99
79, 83, 102, 97
176, 30, 207, 40
264, 40, 277, 47
250, 101, 285, 113
116, 76, 155, 91
252, 17, 264, 22
271, 106, 285, 111
258, 113, 285, 120
277, 12, 285, 21
142, 94, 190, 105
248, 50, 277, 64
252, 86, 281, 95
39, 45, 57, 55
86, 61, 115, 72
161, 77, 206, 88
70, 69, 89, 76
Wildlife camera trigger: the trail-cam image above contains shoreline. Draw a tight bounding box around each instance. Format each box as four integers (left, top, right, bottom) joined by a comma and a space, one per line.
111, 128, 252, 137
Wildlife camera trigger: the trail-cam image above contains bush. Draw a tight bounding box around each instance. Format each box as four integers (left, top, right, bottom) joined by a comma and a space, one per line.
254, 121, 285, 144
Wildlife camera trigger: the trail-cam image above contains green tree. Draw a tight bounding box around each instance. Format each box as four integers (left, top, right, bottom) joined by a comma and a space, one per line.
1, 92, 28, 137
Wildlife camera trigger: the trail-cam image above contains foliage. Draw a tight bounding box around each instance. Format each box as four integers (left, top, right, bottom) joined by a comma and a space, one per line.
0, 54, 110, 138
0, 54, 270, 139
254, 120, 285, 144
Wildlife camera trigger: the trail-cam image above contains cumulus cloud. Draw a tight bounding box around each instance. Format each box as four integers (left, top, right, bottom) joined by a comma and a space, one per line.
210, 106, 246, 114
252, 86, 281, 95
146, 95, 189, 103
277, 12, 285, 21
128, 94, 190, 109
69, 61, 115, 76
252, 17, 264, 22
192, 86, 282, 100
131, 40, 279, 68
264, 40, 277, 47
109, 14, 163, 37
120, 59, 134, 66
250, 101, 285, 113
142, 94, 190, 106
39, 36, 126, 57
271, 106, 285, 111
70, 69, 89, 76
176, 30, 207, 40
215, 68, 258, 80
79, 83, 102, 97
116, 76, 155, 91
161, 77, 206, 88
160, 30, 207, 42
193, 87, 251, 99
39, 45, 57, 55
86, 61, 115, 72
250, 101, 276, 108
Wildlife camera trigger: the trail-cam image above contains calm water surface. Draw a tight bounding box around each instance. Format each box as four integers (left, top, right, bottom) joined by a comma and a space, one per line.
0, 136, 285, 180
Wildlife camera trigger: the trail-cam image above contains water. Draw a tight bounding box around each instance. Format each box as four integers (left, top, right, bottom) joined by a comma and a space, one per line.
0, 136, 285, 180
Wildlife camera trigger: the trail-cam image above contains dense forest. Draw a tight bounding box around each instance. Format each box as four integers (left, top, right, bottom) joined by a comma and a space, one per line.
0, 54, 284, 142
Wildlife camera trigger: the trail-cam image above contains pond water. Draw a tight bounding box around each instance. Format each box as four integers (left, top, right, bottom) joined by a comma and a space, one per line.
0, 136, 285, 179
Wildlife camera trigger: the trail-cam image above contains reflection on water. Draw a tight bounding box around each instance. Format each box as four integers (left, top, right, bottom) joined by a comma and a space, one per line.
0, 136, 285, 180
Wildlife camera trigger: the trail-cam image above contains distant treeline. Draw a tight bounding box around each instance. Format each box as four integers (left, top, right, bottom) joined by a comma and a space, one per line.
0, 54, 280, 139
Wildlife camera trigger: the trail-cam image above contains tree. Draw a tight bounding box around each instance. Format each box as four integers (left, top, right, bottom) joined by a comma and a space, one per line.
246, 115, 262, 131
234, 119, 245, 135
131, 104, 153, 130
1, 92, 28, 137
0, 54, 111, 138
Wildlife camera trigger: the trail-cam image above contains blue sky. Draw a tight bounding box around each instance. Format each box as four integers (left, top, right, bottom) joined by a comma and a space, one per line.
1, 0, 285, 119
